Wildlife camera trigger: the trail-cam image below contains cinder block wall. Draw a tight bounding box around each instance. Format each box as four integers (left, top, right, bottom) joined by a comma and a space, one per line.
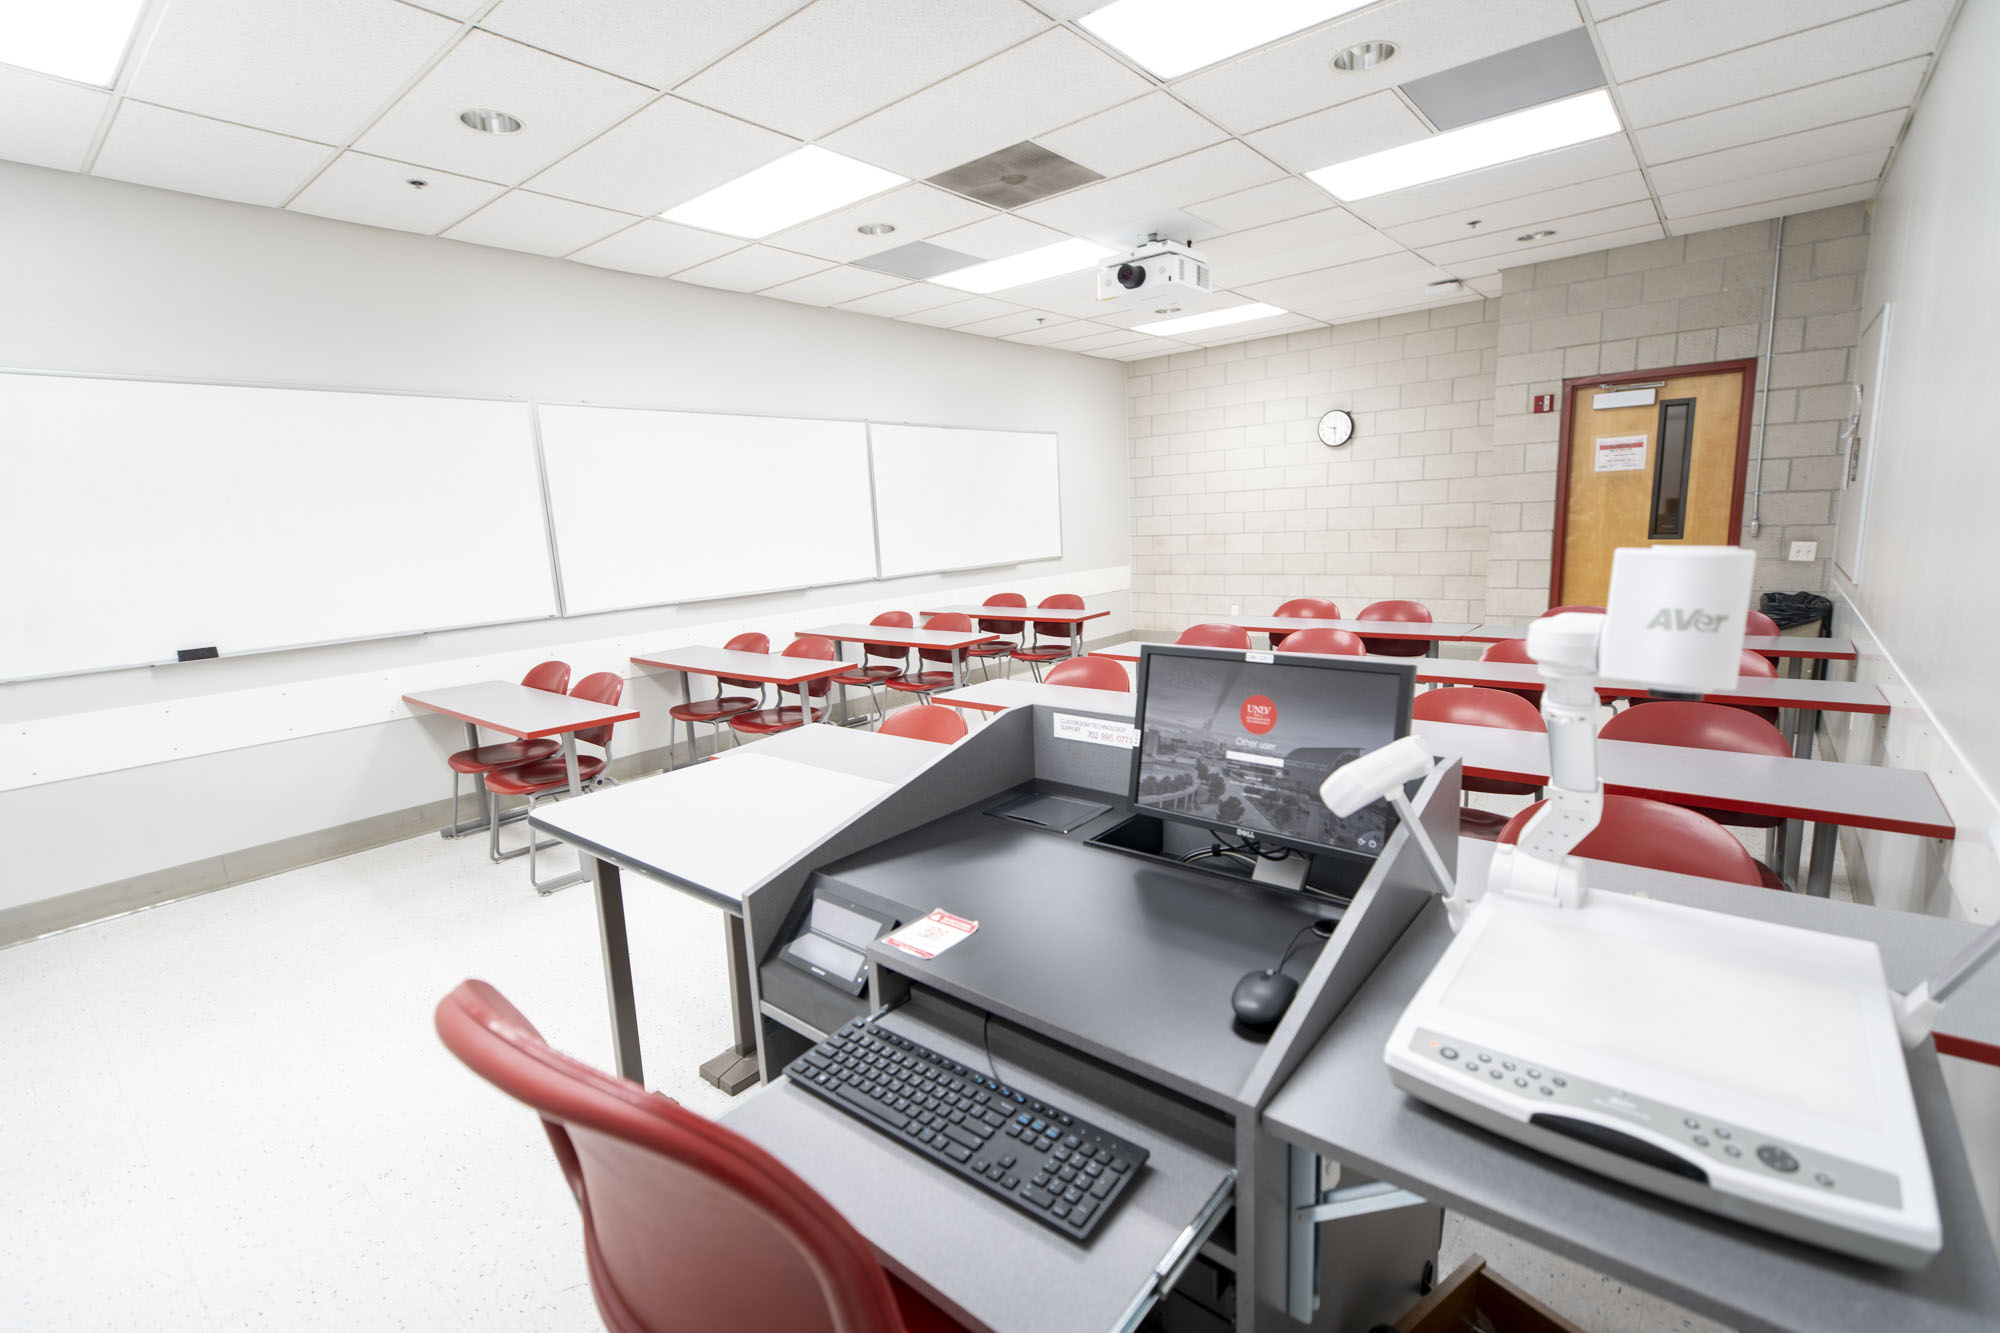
1128, 204, 1868, 630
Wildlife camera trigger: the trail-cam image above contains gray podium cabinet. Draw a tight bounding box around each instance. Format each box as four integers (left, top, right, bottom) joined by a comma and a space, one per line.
716, 704, 1464, 1332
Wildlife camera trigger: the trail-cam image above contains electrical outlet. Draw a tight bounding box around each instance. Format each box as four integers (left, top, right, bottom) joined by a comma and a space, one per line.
1789, 541, 1818, 562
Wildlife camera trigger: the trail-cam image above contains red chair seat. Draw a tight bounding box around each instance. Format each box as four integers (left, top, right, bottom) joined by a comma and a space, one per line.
1009, 646, 1068, 663
448, 738, 560, 774
886, 671, 956, 693
832, 664, 907, 686
485, 753, 606, 796
729, 704, 826, 735
965, 642, 1015, 657
669, 696, 760, 723
1457, 807, 1513, 839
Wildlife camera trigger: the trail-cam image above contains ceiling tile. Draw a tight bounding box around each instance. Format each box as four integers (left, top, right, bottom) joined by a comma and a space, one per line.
1243, 91, 1431, 174
823, 28, 1151, 181
954, 309, 1064, 338
1199, 209, 1402, 287
1235, 251, 1454, 317
672, 0, 1049, 140
1185, 177, 1337, 233
1015, 141, 1285, 242
926, 213, 1070, 261
287, 151, 505, 233
1634, 60, 1927, 165
1596, 0, 1891, 83
1001, 317, 1107, 345
1656, 150, 1886, 220
758, 265, 910, 306
1033, 92, 1227, 179
355, 30, 655, 186
1614, 0, 1955, 128
443, 189, 635, 256
1583, 0, 1656, 17
479, 0, 808, 90
402, 0, 484, 17
126, 0, 457, 145
835, 283, 968, 317
1645, 110, 1905, 197
567, 219, 743, 276
1341, 135, 1640, 230
0, 68, 109, 171
897, 296, 1025, 328
976, 271, 1113, 318
1415, 200, 1662, 266
1663, 181, 1876, 235
671, 245, 830, 292
1169, 0, 1581, 134
93, 102, 333, 206
524, 95, 797, 216
1382, 171, 1651, 249
768, 184, 993, 262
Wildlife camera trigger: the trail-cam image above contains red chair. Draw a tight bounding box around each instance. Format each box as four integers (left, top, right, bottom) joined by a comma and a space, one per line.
666, 632, 769, 769
730, 637, 839, 738
1541, 604, 1606, 616
1498, 794, 1765, 888
1276, 627, 1365, 656
1010, 594, 1084, 681
444, 659, 570, 847
1413, 687, 1546, 840
487, 671, 625, 893
434, 980, 970, 1333
1746, 610, 1780, 637
1044, 656, 1131, 691
877, 705, 968, 744
1176, 623, 1252, 649
1357, 599, 1434, 657
830, 612, 913, 726
1602, 700, 1793, 889
966, 593, 1027, 681
1268, 597, 1340, 649
1478, 637, 1544, 707
885, 614, 976, 701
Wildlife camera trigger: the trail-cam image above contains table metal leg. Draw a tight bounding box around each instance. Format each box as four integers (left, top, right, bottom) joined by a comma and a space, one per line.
591, 855, 644, 1085
678, 670, 695, 769
699, 914, 762, 1096
1806, 821, 1838, 898
1778, 708, 1819, 887
442, 722, 530, 838
525, 737, 591, 894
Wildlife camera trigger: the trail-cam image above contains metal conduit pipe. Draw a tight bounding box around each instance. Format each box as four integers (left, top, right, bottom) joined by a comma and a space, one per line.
1747, 215, 1785, 538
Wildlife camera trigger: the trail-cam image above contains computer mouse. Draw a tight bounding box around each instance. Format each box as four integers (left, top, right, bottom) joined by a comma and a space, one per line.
1231, 969, 1299, 1029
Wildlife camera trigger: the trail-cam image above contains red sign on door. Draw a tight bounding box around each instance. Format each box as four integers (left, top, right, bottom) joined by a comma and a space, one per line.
1532, 393, 1556, 414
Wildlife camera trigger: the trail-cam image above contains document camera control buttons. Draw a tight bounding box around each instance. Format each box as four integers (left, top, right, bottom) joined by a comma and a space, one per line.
1757, 1145, 1800, 1173
1439, 1047, 1458, 1060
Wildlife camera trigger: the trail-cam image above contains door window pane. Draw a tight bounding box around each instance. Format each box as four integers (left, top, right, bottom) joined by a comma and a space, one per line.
1649, 397, 1695, 539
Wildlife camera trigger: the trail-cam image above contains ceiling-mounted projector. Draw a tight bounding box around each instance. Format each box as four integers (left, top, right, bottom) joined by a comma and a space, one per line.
1097, 237, 1211, 305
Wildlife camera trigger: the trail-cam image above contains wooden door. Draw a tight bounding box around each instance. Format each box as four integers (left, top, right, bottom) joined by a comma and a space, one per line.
1551, 360, 1755, 607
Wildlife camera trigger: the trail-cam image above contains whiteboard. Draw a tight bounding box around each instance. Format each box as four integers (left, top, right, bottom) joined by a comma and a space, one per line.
538, 405, 876, 615
1833, 304, 1889, 585
0, 373, 555, 681
870, 425, 1061, 578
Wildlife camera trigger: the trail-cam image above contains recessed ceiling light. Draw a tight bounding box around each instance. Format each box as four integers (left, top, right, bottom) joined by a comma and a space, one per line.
856, 222, 896, 236
661, 146, 906, 239
931, 238, 1118, 294
1079, 0, 1375, 80
459, 108, 523, 135
1518, 230, 1557, 242
0, 0, 149, 85
1332, 41, 1396, 72
1134, 302, 1287, 337
1306, 88, 1621, 201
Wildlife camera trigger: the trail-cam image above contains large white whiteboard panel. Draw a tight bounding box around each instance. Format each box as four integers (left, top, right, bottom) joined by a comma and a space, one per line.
0, 373, 555, 681
870, 425, 1061, 578
539, 405, 877, 615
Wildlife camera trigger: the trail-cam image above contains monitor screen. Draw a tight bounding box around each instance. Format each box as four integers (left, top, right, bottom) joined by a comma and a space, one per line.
1130, 646, 1414, 862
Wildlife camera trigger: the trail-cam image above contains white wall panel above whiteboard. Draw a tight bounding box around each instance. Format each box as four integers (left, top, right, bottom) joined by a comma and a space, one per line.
870, 425, 1061, 578
538, 405, 876, 616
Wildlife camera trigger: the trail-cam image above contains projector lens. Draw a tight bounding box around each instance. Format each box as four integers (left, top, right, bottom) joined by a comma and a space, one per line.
1116, 262, 1146, 290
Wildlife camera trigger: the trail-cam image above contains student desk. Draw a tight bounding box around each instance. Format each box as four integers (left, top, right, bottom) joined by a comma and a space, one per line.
920, 602, 1110, 658
806, 621, 1000, 717
630, 644, 851, 763
1220, 614, 1485, 655
932, 677, 1138, 717
1469, 624, 1859, 660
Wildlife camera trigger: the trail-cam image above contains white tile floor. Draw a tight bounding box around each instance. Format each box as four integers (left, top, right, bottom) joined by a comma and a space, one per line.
2, 796, 1818, 1331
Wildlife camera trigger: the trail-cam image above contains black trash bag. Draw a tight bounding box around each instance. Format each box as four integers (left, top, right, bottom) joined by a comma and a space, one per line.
1760, 591, 1833, 633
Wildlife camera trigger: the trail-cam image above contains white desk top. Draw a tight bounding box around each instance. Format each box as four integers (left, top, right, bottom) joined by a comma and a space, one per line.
933, 678, 1137, 716
402, 680, 638, 739
631, 645, 849, 684
1470, 624, 1859, 658
1221, 614, 1483, 639
715, 722, 947, 784
920, 603, 1109, 624
805, 622, 998, 649
1421, 657, 1887, 713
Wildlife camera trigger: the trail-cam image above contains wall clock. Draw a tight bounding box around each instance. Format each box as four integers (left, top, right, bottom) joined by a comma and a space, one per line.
1317, 409, 1355, 449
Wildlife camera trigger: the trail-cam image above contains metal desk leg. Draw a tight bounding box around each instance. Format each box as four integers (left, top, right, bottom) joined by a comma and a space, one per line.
526, 737, 591, 895
591, 855, 644, 1085
441, 722, 531, 838
678, 670, 695, 769
699, 914, 761, 1096
1779, 707, 1818, 888
1806, 821, 1839, 898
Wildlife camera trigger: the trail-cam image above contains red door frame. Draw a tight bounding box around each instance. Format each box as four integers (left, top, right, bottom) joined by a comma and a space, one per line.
1547, 357, 1759, 610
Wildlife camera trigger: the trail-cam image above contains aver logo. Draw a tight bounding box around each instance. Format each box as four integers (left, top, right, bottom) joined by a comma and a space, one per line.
1647, 607, 1728, 632
1240, 694, 1277, 735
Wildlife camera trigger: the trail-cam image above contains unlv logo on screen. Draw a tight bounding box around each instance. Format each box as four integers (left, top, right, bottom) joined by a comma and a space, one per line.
1240, 694, 1277, 734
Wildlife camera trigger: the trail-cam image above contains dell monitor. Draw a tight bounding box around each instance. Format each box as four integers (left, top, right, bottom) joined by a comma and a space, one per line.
1129, 644, 1416, 871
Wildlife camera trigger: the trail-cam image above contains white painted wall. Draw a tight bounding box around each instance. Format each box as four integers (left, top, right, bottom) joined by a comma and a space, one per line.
0, 162, 1131, 911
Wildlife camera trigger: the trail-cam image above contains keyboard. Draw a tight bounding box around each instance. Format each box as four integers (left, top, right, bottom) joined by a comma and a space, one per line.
786, 1020, 1148, 1242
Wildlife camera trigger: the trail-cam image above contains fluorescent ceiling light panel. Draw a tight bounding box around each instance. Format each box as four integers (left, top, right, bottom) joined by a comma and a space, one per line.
661, 146, 905, 238
1080, 0, 1374, 80
1307, 89, 1622, 201
1135, 302, 1287, 336
932, 238, 1117, 294
0, 0, 148, 85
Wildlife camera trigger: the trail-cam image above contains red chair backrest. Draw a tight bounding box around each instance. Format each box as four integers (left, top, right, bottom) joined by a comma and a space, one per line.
1276, 627, 1365, 657
1542, 604, 1606, 616
1601, 700, 1788, 756
918, 613, 973, 666
435, 980, 909, 1333
1269, 597, 1340, 648
569, 671, 625, 751
1498, 795, 1764, 887
521, 660, 572, 694
718, 632, 771, 691
1480, 638, 1534, 664
978, 593, 1027, 636
1745, 610, 1780, 637
1737, 650, 1777, 679
781, 635, 838, 698
1177, 623, 1252, 649
1358, 600, 1433, 656
863, 611, 914, 662
877, 705, 968, 744
1043, 656, 1132, 691
1031, 593, 1083, 643
1413, 686, 1546, 731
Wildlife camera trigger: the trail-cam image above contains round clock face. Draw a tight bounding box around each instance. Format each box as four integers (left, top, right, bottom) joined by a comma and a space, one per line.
1317, 409, 1355, 449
